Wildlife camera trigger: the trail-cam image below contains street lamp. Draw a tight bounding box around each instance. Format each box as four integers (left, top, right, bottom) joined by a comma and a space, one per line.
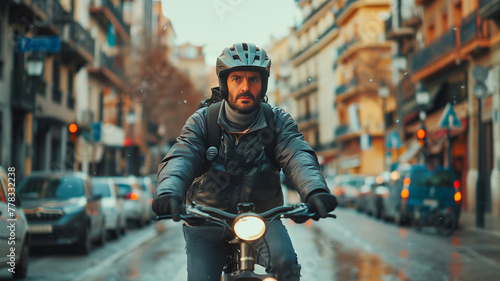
26, 53, 45, 176
473, 66, 489, 228
378, 80, 389, 170
125, 110, 136, 175
416, 84, 430, 164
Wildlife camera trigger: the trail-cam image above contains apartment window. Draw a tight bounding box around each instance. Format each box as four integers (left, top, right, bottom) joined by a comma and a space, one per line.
52, 59, 61, 103
99, 91, 104, 122
452, 2, 462, 27
441, 13, 448, 34
67, 70, 74, 109
0, 19, 4, 80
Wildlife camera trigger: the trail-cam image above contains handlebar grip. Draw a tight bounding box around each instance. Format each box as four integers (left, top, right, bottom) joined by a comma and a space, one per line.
156, 215, 173, 220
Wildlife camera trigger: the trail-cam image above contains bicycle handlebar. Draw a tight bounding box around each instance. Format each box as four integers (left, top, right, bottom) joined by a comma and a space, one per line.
156, 202, 336, 224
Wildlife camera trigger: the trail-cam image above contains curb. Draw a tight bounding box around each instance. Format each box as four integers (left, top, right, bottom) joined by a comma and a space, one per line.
73, 223, 164, 281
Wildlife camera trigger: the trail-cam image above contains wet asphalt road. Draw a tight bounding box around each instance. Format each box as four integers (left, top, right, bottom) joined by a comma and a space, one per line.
1, 208, 500, 281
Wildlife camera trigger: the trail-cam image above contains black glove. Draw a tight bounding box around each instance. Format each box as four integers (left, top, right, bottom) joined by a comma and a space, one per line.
152, 195, 185, 222
306, 192, 338, 220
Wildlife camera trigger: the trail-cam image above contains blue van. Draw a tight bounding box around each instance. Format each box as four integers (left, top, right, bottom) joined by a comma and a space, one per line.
382, 164, 461, 225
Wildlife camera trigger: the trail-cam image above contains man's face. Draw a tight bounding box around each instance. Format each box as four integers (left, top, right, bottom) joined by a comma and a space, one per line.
226, 71, 262, 114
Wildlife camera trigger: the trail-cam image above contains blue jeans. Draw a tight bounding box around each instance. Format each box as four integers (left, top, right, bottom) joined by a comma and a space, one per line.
182, 219, 301, 281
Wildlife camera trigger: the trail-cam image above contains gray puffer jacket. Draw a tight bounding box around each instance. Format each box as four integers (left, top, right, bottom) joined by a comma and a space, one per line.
155, 101, 330, 214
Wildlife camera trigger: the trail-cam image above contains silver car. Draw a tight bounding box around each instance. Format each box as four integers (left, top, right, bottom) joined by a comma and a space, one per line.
91, 177, 127, 238
0, 166, 30, 279
111, 176, 150, 227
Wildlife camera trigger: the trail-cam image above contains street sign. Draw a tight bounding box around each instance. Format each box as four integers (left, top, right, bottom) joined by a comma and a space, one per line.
438, 103, 462, 129
17, 36, 61, 53
386, 131, 403, 149
472, 65, 488, 82
473, 81, 489, 99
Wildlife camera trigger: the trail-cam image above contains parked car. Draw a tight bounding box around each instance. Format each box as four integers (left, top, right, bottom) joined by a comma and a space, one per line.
331, 174, 366, 207
355, 176, 377, 213
91, 177, 126, 238
18, 171, 106, 255
111, 176, 150, 227
365, 171, 393, 219
140, 176, 156, 221
0, 166, 30, 279
380, 164, 461, 225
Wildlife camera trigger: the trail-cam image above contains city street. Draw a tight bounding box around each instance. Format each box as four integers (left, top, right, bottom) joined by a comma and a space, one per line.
2, 208, 500, 281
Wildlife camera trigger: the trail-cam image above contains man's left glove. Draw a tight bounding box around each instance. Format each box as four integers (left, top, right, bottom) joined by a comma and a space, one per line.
152, 194, 185, 222
306, 192, 338, 220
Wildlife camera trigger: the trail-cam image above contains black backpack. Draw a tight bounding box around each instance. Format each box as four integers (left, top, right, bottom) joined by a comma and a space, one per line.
201, 88, 278, 170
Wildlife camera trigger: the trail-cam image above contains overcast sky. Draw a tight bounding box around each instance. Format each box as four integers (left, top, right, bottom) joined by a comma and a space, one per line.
160, 0, 301, 66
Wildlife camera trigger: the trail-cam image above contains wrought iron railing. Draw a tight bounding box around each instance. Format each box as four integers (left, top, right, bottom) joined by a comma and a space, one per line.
460, 11, 489, 45
410, 27, 457, 73
335, 124, 349, 137
291, 22, 338, 59
335, 85, 348, 96
32, 0, 71, 30
69, 21, 95, 58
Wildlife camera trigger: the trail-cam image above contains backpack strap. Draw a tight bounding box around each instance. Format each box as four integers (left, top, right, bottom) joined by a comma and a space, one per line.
206, 101, 223, 150
261, 103, 279, 170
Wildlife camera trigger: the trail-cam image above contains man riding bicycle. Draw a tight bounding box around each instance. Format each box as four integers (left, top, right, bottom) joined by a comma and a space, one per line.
153, 42, 337, 281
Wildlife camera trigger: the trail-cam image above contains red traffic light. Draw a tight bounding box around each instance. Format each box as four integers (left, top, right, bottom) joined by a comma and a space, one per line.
416, 128, 426, 139
69, 123, 78, 134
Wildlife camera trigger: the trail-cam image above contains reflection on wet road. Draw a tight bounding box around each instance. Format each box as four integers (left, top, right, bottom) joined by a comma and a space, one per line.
17, 208, 500, 281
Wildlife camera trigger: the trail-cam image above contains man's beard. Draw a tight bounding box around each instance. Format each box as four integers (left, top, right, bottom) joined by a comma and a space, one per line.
228, 92, 261, 114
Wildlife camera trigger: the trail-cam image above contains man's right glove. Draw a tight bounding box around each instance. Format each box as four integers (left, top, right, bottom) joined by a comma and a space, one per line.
152, 195, 185, 222
306, 192, 338, 221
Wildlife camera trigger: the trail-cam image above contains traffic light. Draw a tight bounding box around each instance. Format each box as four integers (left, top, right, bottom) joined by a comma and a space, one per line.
69, 123, 78, 142
417, 127, 426, 146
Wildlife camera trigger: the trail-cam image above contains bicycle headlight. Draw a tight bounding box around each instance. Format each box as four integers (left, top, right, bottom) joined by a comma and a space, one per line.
233, 215, 266, 241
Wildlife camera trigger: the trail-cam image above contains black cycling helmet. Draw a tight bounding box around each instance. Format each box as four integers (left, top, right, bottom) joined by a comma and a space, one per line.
216, 43, 271, 100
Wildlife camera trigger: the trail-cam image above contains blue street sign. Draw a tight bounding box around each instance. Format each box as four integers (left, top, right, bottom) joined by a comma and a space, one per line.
386, 131, 403, 149
17, 36, 61, 53
438, 103, 462, 129
92, 122, 102, 142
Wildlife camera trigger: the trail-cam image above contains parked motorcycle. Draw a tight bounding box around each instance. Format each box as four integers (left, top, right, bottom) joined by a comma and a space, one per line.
157, 202, 335, 281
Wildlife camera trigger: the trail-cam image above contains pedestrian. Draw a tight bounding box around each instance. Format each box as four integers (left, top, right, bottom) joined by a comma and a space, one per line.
153, 42, 337, 281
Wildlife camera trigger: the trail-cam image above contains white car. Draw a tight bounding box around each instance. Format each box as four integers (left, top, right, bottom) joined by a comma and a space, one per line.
0, 166, 30, 279
111, 176, 150, 227
91, 177, 126, 238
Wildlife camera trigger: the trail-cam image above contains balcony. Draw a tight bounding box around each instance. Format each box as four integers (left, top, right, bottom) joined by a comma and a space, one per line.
291, 22, 339, 63
31, 0, 72, 34
61, 21, 95, 65
290, 77, 318, 99
335, 85, 348, 96
335, 124, 349, 138
297, 111, 319, 124
335, 77, 377, 103
336, 38, 357, 60
314, 141, 338, 153
88, 51, 128, 91
460, 11, 491, 55
385, 15, 415, 41
410, 28, 457, 74
89, 0, 130, 43
479, 0, 500, 21
335, 0, 358, 24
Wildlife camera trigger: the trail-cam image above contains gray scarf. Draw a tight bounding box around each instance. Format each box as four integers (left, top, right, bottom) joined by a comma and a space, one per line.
223, 100, 260, 131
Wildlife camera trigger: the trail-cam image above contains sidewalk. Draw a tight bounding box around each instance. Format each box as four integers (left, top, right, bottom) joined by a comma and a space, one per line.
459, 209, 500, 238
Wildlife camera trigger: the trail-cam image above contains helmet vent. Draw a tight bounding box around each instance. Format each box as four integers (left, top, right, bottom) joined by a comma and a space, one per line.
255, 56, 260, 60
230, 47, 235, 51
242, 43, 248, 50
232, 55, 240, 60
